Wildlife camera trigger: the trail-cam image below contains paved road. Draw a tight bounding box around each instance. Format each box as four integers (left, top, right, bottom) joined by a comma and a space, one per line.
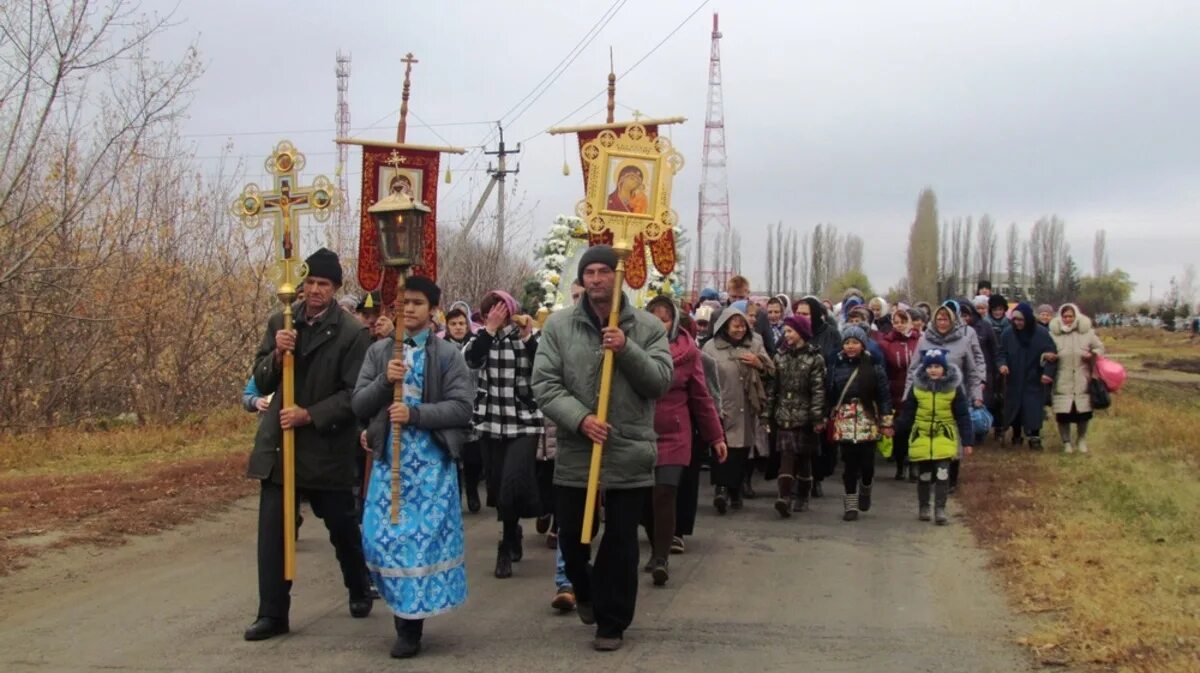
0, 473, 1032, 672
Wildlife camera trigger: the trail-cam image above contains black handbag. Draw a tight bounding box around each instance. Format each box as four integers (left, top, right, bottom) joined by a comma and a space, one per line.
1088, 375, 1111, 410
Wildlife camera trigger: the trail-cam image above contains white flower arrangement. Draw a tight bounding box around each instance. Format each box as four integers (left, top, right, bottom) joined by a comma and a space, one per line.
531, 215, 587, 311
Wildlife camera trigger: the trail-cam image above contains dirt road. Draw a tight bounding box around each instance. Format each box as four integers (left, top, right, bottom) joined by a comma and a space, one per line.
0, 474, 1032, 672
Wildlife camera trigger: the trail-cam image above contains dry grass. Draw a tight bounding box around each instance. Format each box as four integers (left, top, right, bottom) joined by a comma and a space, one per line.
0, 407, 256, 575
961, 329, 1200, 672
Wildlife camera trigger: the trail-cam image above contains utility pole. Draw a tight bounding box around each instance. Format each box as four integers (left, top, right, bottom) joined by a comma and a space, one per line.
464, 122, 520, 249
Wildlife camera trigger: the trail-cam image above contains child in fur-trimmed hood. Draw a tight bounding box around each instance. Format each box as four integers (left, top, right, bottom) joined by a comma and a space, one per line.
896, 350, 974, 525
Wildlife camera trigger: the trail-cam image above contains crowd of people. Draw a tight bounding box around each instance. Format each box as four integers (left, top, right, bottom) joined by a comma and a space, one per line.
239, 246, 1107, 658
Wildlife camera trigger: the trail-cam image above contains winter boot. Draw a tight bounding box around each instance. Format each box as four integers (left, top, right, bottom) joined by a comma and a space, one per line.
1028, 436, 1042, 451
894, 460, 905, 480
908, 464, 919, 482
742, 473, 757, 499
948, 461, 959, 495
1077, 438, 1089, 454
859, 481, 873, 512
730, 487, 744, 510
776, 476, 794, 517
934, 480, 949, 525
917, 480, 932, 521
390, 617, 423, 659
713, 487, 729, 515
793, 479, 811, 512
842, 493, 859, 521
494, 540, 513, 579
811, 480, 824, 498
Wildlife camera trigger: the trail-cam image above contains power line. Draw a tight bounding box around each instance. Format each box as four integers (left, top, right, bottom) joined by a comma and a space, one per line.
439, 0, 630, 206
495, 0, 626, 124
518, 0, 712, 145
500, 0, 629, 131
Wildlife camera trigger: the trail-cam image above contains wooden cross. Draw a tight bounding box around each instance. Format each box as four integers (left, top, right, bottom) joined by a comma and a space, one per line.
232, 140, 339, 292
397, 53, 419, 143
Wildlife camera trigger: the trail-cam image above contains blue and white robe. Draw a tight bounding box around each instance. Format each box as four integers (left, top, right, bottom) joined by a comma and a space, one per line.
362, 333, 468, 619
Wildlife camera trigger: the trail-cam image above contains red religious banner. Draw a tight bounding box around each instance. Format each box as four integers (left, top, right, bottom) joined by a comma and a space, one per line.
575, 125, 677, 289
355, 145, 441, 306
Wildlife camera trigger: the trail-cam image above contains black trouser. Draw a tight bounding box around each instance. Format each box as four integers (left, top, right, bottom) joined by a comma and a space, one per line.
711, 446, 750, 494
556, 486, 648, 639
461, 439, 483, 498
256, 481, 369, 620
840, 442, 876, 494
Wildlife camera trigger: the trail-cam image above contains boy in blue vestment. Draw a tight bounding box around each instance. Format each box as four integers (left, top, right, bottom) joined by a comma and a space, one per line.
352, 276, 474, 659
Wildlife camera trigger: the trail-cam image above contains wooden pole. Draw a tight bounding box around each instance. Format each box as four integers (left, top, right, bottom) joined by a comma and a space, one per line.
281, 302, 297, 580
390, 271, 409, 523
580, 251, 628, 544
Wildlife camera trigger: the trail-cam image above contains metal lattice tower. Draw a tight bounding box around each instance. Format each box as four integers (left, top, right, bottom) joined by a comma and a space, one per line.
333, 51, 352, 251
691, 12, 733, 299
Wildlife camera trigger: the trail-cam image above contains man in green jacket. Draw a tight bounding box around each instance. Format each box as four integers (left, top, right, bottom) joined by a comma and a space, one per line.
532, 245, 673, 652
244, 248, 373, 642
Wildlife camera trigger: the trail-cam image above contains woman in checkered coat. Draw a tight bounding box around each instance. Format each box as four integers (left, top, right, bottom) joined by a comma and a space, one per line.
464, 289, 545, 580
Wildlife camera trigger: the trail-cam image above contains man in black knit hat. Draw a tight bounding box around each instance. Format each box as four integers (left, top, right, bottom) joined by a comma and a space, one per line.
244, 247, 375, 642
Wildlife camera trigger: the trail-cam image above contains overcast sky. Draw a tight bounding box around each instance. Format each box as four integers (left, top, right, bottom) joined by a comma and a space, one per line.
171, 0, 1199, 302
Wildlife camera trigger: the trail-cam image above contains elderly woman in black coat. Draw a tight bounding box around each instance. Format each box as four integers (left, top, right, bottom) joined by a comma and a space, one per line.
997, 303, 1058, 449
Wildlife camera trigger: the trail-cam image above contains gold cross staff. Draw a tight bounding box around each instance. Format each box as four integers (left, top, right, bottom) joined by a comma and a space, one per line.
231, 140, 339, 581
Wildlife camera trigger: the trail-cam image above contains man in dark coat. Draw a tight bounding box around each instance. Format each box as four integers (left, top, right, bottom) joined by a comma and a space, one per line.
997, 303, 1057, 450
244, 248, 374, 641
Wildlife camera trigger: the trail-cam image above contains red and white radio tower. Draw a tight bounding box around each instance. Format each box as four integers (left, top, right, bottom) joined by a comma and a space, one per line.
691, 12, 733, 300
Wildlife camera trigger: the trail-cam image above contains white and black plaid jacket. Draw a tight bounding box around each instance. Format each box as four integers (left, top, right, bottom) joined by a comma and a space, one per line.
464, 326, 545, 438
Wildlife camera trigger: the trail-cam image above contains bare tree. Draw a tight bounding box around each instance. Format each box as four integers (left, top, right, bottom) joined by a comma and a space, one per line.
765, 223, 775, 293
1029, 216, 1068, 299
1180, 263, 1197, 313
797, 230, 809, 296
1005, 221, 1020, 293
976, 215, 997, 283
777, 223, 787, 291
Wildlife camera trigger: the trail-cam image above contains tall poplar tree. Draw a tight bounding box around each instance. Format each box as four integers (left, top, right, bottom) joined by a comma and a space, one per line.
906, 188, 940, 301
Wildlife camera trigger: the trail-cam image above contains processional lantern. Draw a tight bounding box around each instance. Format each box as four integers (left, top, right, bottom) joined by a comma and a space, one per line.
335, 52, 463, 526
369, 190, 430, 270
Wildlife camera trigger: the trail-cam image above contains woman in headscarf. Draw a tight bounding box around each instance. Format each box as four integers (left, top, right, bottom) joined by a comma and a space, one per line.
905, 301, 986, 492
673, 314, 722, 555
868, 296, 892, 334
702, 306, 774, 513
1047, 303, 1104, 453
643, 297, 726, 585
958, 297, 999, 444
878, 308, 921, 479
997, 303, 1058, 449
463, 290, 544, 579
794, 296, 841, 498
1036, 304, 1055, 328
